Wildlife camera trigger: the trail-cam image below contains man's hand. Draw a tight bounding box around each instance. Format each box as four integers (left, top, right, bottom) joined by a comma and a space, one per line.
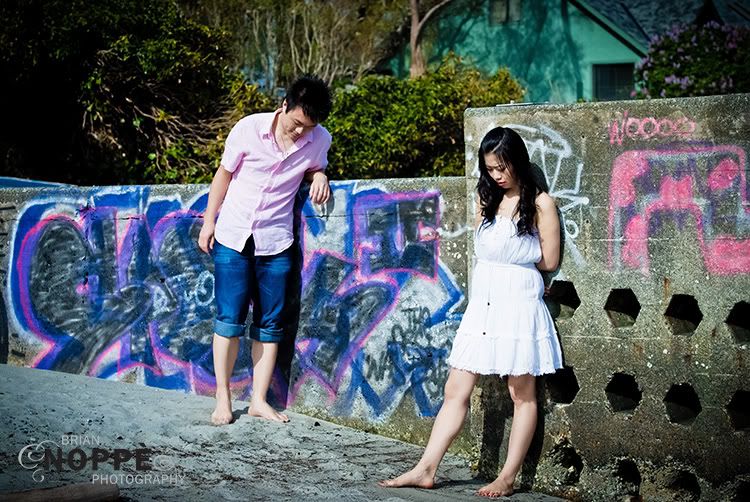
198, 221, 216, 254
308, 171, 331, 205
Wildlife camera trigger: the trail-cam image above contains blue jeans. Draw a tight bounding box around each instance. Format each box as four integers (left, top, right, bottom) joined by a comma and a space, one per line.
212, 237, 292, 343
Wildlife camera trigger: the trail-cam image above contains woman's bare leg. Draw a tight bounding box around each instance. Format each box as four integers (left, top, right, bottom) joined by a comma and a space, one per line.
379, 368, 478, 488
477, 374, 537, 497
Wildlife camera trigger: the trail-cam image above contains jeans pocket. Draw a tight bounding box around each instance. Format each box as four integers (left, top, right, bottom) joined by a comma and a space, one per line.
212, 242, 241, 265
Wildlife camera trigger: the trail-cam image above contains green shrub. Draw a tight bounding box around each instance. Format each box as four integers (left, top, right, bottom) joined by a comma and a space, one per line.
81, 8, 273, 184
0, 0, 273, 185
634, 22, 750, 99
324, 54, 524, 179
2, 1, 522, 184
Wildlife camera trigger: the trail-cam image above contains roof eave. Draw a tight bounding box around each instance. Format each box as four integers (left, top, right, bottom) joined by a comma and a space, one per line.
569, 0, 649, 57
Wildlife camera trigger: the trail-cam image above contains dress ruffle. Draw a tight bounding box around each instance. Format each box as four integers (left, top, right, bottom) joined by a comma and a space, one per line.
447, 331, 563, 376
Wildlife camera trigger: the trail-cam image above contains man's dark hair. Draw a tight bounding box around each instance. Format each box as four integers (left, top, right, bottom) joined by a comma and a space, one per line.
284, 75, 332, 123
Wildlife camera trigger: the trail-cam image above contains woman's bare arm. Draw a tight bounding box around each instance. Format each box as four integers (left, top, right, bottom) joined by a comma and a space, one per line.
535, 192, 560, 271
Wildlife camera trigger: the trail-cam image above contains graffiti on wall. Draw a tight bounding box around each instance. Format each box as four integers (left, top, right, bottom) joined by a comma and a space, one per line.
469, 124, 590, 266
608, 144, 750, 275
609, 111, 697, 145
292, 183, 464, 418
8, 187, 220, 391
505, 124, 590, 266
7, 183, 465, 419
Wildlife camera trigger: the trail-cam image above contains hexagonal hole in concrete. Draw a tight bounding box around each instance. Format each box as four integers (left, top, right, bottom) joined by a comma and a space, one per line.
545, 281, 581, 320
613, 458, 641, 497
665, 469, 701, 501
546, 438, 584, 486
664, 294, 703, 336
664, 383, 702, 425
726, 390, 750, 431
605, 372, 642, 413
545, 366, 580, 405
726, 301, 750, 343
604, 288, 641, 328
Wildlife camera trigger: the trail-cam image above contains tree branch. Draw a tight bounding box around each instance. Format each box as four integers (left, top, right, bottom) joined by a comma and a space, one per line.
417, 0, 453, 35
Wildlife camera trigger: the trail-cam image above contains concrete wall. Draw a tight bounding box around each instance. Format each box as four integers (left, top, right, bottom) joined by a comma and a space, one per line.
1, 93, 749, 500
465, 94, 750, 500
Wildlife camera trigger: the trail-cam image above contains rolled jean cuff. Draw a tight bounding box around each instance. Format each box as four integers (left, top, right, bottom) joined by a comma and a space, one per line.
250, 325, 283, 343
214, 319, 246, 338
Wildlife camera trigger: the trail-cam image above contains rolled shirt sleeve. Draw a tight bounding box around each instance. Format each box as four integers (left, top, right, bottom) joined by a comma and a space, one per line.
306, 128, 332, 174
220, 117, 252, 173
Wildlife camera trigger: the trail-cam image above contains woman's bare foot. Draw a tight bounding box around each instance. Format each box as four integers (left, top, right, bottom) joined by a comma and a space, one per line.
211, 393, 234, 425
248, 401, 290, 422
476, 474, 514, 498
378, 464, 436, 489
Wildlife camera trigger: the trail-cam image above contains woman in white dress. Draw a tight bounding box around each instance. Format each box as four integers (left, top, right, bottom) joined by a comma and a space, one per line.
380, 126, 563, 497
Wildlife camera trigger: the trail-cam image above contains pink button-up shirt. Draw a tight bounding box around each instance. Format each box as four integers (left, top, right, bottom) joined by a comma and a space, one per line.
214, 110, 331, 255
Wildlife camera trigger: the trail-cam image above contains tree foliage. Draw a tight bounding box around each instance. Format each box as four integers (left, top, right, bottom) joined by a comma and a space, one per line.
181, 0, 407, 90
179, 0, 287, 91
287, 0, 406, 85
634, 21, 750, 99
325, 54, 524, 179
0, 0, 272, 184
1, 1, 526, 184
80, 17, 272, 184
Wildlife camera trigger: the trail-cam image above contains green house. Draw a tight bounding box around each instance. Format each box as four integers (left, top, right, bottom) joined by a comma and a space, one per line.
389, 0, 750, 102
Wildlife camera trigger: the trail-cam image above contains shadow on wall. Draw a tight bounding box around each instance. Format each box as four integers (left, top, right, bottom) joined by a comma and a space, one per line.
274, 184, 322, 409
288, 184, 464, 419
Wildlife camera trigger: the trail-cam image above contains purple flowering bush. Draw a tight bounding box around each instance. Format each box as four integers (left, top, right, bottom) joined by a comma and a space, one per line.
633, 21, 750, 98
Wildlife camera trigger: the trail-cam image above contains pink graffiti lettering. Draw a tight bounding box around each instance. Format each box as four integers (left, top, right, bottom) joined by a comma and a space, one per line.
609, 110, 697, 145
608, 145, 750, 276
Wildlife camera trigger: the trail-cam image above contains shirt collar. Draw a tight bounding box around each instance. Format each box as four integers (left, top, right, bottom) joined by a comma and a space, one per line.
261, 108, 315, 146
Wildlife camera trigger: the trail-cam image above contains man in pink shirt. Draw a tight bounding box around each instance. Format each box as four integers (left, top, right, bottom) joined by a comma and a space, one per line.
198, 75, 332, 425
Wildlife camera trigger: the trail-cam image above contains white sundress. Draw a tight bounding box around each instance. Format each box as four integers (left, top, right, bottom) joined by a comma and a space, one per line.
447, 216, 564, 376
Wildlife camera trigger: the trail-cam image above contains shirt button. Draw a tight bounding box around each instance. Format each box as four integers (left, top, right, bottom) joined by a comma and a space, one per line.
482, 332, 486, 335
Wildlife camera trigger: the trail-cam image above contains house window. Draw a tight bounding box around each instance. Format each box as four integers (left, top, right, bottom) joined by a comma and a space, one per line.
593, 63, 635, 101
489, 0, 522, 25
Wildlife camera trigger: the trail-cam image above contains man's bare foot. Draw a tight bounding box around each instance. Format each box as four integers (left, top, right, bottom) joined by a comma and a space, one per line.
378, 465, 435, 489
248, 401, 289, 422
476, 474, 514, 498
211, 393, 234, 425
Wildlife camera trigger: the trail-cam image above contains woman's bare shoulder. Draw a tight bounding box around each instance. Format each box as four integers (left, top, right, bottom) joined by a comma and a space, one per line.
535, 191, 556, 211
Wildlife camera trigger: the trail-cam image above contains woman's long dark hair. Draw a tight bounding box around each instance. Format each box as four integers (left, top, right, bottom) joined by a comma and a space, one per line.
477, 126, 538, 235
